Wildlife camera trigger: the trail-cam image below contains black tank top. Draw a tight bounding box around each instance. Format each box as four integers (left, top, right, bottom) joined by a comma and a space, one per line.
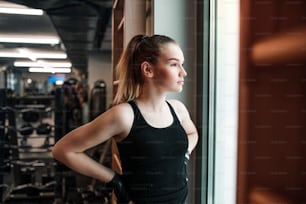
117, 100, 188, 203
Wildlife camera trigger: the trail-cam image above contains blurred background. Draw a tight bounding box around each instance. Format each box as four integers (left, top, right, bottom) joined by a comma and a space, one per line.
0, 0, 306, 204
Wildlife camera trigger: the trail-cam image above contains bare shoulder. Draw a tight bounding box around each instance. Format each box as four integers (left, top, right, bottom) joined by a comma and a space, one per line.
88, 102, 134, 138
167, 99, 187, 109
109, 102, 134, 121
167, 99, 190, 121
104, 102, 134, 128
104, 102, 134, 140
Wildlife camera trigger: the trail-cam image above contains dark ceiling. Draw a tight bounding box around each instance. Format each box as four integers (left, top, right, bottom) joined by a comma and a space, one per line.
0, 0, 113, 73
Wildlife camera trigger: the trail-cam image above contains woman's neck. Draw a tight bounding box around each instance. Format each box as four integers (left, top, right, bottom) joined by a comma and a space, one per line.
136, 89, 167, 112
136, 81, 170, 110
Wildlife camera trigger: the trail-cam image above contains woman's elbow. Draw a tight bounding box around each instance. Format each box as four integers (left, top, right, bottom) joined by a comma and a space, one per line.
51, 143, 64, 161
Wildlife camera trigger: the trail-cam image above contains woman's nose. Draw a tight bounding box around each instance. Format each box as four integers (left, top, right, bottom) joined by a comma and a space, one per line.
180, 66, 187, 77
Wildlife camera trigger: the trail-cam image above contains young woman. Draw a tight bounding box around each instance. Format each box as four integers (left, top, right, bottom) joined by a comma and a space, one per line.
52, 34, 198, 204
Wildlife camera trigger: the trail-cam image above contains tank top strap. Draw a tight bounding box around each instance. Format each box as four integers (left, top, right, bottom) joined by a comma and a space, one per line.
128, 100, 180, 124
127, 100, 142, 121
166, 101, 181, 124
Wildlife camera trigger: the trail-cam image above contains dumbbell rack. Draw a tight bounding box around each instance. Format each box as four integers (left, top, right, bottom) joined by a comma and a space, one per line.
1, 88, 113, 204
0, 90, 56, 203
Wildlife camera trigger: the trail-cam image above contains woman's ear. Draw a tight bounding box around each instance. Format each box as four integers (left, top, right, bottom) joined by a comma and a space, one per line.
141, 61, 154, 78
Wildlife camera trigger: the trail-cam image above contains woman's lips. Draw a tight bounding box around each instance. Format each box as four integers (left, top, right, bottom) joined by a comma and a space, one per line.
178, 80, 184, 85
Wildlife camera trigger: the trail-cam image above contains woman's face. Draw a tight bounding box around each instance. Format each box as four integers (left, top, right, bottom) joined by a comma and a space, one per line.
152, 43, 187, 92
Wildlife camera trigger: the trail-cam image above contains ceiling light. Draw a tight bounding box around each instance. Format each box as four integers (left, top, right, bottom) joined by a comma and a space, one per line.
14, 60, 72, 68
0, 34, 60, 44
0, 48, 67, 59
0, 7, 43, 15
29, 67, 71, 73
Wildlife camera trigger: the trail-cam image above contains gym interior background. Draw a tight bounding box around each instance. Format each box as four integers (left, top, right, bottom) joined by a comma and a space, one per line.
1, 0, 306, 204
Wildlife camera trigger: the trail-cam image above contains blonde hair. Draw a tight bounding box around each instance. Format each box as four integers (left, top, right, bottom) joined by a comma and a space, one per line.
113, 34, 176, 105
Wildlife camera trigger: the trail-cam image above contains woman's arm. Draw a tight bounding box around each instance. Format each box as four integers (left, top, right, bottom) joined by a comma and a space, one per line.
51, 103, 133, 183
168, 100, 198, 153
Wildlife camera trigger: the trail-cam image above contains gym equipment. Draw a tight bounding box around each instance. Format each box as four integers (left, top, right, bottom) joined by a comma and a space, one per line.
55, 87, 65, 141
19, 166, 35, 184
1, 86, 111, 203
7, 181, 56, 197
21, 109, 40, 123
0, 89, 6, 202
62, 78, 83, 132
90, 79, 107, 120
1, 89, 59, 203
19, 123, 34, 136
36, 122, 52, 135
